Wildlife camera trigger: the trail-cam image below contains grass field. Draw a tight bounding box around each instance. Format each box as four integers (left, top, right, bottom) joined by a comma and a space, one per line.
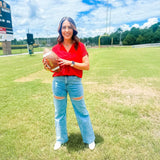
0, 47, 160, 160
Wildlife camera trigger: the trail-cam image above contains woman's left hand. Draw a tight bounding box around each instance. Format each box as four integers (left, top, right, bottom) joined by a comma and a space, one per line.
58, 58, 71, 66
58, 55, 89, 70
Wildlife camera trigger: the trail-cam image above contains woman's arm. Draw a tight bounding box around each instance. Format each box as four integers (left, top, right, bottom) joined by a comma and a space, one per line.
58, 55, 90, 70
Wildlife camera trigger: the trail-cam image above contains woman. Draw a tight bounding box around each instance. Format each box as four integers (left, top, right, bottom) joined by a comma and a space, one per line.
44, 17, 95, 150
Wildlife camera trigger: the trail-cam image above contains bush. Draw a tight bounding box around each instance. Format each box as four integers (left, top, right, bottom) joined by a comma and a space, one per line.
0, 44, 39, 50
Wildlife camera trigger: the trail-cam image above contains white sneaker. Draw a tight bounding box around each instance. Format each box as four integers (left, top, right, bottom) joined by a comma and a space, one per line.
89, 141, 95, 150
54, 141, 61, 150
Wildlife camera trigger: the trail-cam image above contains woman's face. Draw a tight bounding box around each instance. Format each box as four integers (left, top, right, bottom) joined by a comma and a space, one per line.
61, 20, 73, 41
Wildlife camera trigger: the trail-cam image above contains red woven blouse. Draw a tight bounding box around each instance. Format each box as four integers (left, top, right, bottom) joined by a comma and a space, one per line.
52, 42, 88, 78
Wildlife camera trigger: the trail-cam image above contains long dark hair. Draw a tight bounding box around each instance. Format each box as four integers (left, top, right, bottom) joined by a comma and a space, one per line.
57, 17, 80, 50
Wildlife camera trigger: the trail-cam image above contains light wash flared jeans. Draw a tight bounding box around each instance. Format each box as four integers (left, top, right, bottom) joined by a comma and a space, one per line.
52, 76, 95, 144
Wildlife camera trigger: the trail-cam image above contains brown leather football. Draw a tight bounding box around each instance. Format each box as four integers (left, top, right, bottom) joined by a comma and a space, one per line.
43, 50, 60, 72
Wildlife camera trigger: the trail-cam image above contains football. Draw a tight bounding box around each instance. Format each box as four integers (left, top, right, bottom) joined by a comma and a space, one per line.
43, 49, 60, 72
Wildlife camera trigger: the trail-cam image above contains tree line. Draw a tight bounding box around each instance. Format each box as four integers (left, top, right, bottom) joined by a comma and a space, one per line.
81, 22, 160, 46
11, 22, 160, 46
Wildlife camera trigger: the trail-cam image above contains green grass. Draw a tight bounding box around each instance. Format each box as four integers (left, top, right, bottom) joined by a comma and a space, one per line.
0, 47, 160, 160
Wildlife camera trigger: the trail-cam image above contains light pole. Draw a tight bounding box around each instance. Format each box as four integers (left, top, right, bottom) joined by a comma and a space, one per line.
119, 31, 122, 45
119, 32, 122, 45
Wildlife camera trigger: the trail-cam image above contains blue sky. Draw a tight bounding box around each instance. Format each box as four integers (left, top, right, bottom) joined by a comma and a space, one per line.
6, 0, 160, 39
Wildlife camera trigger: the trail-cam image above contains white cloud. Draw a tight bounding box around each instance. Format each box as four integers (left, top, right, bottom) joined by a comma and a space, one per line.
109, 0, 123, 7
113, 0, 160, 25
76, 0, 160, 36
141, 18, 158, 29
16, 29, 26, 34
5, 0, 160, 39
132, 24, 140, 28
124, 0, 134, 5
120, 24, 130, 31
120, 17, 159, 31
7, 0, 92, 39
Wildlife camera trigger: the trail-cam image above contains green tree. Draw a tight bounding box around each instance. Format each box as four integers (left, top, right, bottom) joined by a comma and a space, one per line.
123, 33, 136, 45
130, 27, 140, 38
154, 28, 160, 42
143, 31, 154, 43
150, 22, 160, 32
136, 35, 145, 44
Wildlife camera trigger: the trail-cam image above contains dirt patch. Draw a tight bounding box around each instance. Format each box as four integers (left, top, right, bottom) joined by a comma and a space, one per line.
15, 72, 160, 107
141, 111, 160, 138
14, 70, 53, 83
83, 76, 160, 107
83, 76, 160, 139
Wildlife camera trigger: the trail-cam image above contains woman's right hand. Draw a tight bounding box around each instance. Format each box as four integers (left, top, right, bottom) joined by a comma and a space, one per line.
42, 48, 52, 71
42, 58, 50, 71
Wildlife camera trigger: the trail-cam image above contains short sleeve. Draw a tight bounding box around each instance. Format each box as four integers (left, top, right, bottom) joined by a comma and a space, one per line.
80, 42, 88, 57
52, 45, 56, 53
